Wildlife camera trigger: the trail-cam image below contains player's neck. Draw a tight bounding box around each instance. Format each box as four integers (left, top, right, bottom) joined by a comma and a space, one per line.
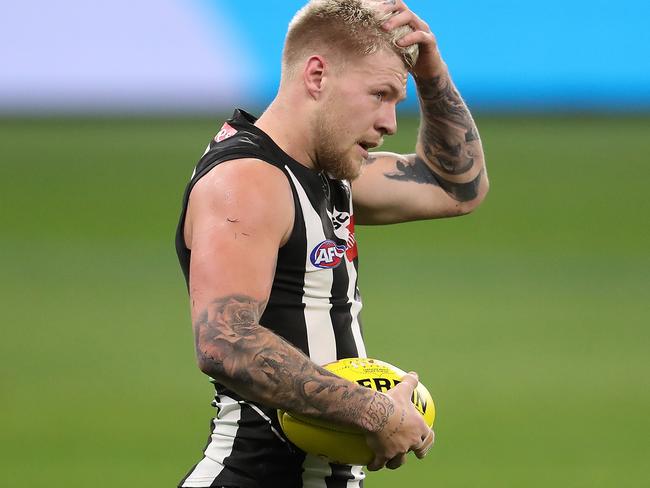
256, 99, 319, 172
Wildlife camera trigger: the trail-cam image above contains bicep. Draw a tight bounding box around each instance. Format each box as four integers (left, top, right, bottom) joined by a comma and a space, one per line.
352, 152, 481, 224
185, 160, 293, 322
188, 217, 279, 319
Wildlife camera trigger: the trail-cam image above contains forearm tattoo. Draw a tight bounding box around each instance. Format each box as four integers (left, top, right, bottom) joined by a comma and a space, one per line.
194, 294, 394, 432
383, 74, 483, 202
417, 75, 479, 173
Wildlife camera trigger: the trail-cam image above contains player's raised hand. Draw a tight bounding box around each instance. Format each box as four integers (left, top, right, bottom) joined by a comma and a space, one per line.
378, 0, 446, 79
364, 372, 434, 471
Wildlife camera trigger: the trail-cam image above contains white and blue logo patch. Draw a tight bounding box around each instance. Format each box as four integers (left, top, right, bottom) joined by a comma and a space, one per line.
310, 240, 347, 269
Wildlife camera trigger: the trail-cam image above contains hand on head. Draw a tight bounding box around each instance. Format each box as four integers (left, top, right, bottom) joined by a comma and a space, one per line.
376, 0, 446, 78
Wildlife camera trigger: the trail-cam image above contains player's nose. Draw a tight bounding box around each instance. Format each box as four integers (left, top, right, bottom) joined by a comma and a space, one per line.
376, 103, 397, 136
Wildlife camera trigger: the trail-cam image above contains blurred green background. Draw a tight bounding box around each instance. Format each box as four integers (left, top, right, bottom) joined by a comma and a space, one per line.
1, 114, 649, 487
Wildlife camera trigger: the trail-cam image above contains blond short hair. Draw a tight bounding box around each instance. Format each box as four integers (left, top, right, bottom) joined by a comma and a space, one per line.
282, 0, 419, 79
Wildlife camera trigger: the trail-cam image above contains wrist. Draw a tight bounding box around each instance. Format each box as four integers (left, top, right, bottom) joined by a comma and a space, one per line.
412, 50, 448, 81
414, 64, 448, 85
358, 391, 395, 433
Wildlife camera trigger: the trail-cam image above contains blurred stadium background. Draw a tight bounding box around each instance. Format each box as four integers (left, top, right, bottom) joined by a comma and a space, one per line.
1, 1, 649, 486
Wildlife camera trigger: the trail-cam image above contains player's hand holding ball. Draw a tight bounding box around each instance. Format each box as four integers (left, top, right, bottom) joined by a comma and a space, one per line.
278, 358, 435, 470
365, 371, 435, 471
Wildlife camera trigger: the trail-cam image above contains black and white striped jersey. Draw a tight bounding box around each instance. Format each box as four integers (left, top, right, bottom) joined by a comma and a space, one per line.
175, 109, 367, 488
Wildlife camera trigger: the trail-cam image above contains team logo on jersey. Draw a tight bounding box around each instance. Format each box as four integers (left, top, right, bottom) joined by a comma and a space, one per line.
310, 240, 347, 269
332, 210, 358, 261
214, 122, 237, 143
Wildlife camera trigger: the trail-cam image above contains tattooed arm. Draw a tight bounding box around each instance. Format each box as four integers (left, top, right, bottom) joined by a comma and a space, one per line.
193, 293, 394, 431
184, 158, 432, 470
352, 1, 488, 224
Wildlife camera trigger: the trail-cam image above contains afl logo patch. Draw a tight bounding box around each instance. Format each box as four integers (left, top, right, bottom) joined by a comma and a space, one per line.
310, 240, 347, 269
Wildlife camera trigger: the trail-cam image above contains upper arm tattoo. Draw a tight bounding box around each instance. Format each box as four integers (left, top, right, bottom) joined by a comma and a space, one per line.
385, 155, 482, 202
194, 294, 395, 432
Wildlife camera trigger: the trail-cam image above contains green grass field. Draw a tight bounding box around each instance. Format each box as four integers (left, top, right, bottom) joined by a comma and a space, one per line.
1, 114, 649, 487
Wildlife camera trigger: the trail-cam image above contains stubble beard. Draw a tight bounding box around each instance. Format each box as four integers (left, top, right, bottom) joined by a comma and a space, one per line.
313, 105, 363, 181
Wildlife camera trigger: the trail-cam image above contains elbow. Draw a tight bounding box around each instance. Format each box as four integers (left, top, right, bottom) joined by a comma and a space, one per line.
195, 342, 227, 380
195, 340, 252, 391
456, 177, 490, 216
435, 163, 489, 217
196, 355, 214, 377
195, 342, 258, 400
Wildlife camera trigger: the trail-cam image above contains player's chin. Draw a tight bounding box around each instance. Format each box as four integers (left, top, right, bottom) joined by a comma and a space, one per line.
344, 158, 364, 181
328, 155, 363, 181
347, 149, 366, 179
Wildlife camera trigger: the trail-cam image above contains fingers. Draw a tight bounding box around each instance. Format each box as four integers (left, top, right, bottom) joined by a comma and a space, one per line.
386, 453, 407, 470
382, 10, 430, 34
366, 371, 434, 471
368, 452, 407, 471
368, 432, 431, 471
388, 372, 420, 406
413, 429, 435, 459
395, 30, 437, 49
382, 10, 411, 29
379, 1, 431, 33
398, 371, 419, 390
367, 456, 386, 472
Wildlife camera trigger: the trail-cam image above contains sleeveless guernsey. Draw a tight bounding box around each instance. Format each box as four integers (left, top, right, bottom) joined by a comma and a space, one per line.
175, 109, 367, 488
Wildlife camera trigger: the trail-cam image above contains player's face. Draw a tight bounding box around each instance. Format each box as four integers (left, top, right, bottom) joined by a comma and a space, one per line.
313, 49, 408, 180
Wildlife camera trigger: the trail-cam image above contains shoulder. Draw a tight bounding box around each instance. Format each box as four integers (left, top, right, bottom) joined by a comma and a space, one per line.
185, 158, 295, 248
190, 157, 290, 200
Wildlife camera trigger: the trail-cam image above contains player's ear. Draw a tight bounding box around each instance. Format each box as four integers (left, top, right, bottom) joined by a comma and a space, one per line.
303, 55, 327, 99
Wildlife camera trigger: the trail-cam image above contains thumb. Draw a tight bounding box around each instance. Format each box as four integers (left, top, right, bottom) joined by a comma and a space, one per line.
395, 372, 419, 393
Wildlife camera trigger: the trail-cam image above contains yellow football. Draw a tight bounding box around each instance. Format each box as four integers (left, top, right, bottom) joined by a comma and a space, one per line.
277, 357, 435, 465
